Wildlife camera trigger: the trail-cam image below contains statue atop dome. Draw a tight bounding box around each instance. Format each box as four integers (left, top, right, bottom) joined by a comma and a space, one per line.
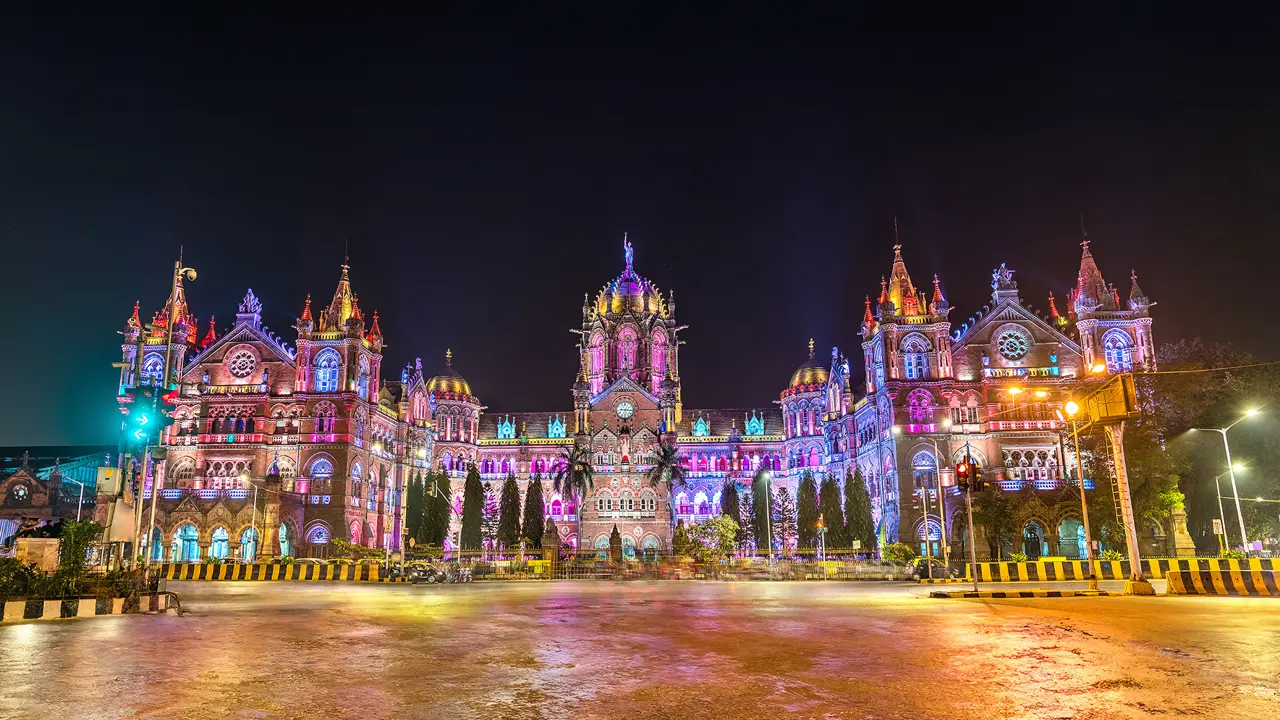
623, 232, 634, 273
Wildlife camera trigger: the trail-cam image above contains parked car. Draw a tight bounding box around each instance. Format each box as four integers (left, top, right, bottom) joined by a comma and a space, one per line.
906, 558, 959, 580
295, 558, 327, 566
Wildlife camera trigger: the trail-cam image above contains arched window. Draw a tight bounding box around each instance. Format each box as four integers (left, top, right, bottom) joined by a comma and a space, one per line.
314, 350, 340, 393
350, 461, 363, 499
279, 524, 291, 558
902, 335, 930, 380
808, 447, 820, 468
1103, 331, 1134, 373
650, 332, 667, 394
210, 527, 230, 559
305, 524, 330, 545
617, 327, 638, 373
357, 355, 371, 400
172, 524, 199, 563
912, 450, 938, 494
140, 353, 165, 383
348, 520, 361, 544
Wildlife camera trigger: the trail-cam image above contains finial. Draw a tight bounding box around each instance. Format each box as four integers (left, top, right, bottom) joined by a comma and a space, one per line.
808, 337, 814, 359
1079, 213, 1091, 252
893, 216, 900, 247
445, 348, 452, 367
623, 232, 634, 272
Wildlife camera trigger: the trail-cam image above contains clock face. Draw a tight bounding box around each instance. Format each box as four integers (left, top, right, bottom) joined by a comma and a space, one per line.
615, 400, 635, 419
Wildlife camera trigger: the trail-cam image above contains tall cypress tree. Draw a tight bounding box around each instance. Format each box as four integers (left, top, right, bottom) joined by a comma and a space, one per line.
405, 471, 422, 544
797, 472, 819, 550
522, 472, 545, 547
497, 473, 522, 550
844, 468, 877, 555
773, 486, 797, 553
460, 464, 483, 550
752, 478, 772, 551
720, 479, 744, 546
741, 490, 757, 553
428, 471, 453, 547
819, 473, 849, 548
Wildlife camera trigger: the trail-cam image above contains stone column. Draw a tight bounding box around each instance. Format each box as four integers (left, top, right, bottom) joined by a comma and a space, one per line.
1169, 502, 1197, 558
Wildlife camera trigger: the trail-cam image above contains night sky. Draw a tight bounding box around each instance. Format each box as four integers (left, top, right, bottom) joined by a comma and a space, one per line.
3, 10, 1277, 446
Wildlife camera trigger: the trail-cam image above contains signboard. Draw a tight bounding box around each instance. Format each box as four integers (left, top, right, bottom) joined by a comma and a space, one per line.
1086, 373, 1138, 423
1212, 518, 1224, 536
852, 540, 862, 549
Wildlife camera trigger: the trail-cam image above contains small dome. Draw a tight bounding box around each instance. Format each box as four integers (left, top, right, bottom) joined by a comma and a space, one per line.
787, 339, 828, 390
426, 349, 473, 397
789, 358, 829, 389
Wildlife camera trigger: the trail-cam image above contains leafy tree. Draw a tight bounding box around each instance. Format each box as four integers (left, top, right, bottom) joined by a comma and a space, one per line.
497, 473, 522, 550
773, 486, 797, 554
554, 443, 595, 510
460, 464, 484, 550
972, 487, 1017, 559
796, 472, 819, 549
719, 479, 745, 546
844, 468, 877, 555
683, 516, 740, 563
752, 468, 772, 551
55, 520, 104, 592
882, 542, 918, 565
672, 520, 693, 558
522, 472, 546, 547
818, 473, 849, 548
646, 440, 687, 491
481, 481, 500, 548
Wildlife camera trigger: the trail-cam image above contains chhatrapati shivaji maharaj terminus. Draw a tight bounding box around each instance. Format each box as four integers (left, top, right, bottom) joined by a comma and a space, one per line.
111, 237, 1184, 562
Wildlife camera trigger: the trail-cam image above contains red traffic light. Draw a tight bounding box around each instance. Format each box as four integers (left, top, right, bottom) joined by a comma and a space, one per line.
161, 389, 180, 405
956, 462, 969, 476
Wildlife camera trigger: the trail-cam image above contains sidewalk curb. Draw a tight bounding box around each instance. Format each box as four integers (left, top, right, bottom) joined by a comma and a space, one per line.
929, 589, 1113, 599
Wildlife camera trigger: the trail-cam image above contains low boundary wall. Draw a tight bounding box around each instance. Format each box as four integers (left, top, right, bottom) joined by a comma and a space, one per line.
967, 558, 1279, 583
1165, 569, 1280, 596
159, 563, 393, 582
1, 593, 175, 623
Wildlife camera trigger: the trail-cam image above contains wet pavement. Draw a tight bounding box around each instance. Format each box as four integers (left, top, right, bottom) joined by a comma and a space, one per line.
1, 581, 1277, 719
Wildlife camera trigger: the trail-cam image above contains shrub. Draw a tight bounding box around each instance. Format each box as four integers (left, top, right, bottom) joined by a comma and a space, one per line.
1222, 549, 1246, 560
1100, 549, 1124, 561
202, 556, 219, 564
882, 542, 918, 565
277, 556, 297, 565
1010, 552, 1028, 563
0, 558, 41, 599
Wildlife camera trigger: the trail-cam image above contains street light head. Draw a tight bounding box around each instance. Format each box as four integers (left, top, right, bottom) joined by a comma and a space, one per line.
1035, 390, 1047, 398
181, 268, 197, 282
892, 425, 902, 435
239, 473, 248, 481
1246, 408, 1260, 417
1064, 400, 1080, 417
1091, 363, 1108, 374
941, 417, 952, 428
1233, 463, 1246, 473
1009, 387, 1022, 396
416, 448, 427, 459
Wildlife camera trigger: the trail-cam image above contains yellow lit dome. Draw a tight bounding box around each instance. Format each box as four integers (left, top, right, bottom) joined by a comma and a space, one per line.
426, 349, 473, 397
788, 339, 829, 390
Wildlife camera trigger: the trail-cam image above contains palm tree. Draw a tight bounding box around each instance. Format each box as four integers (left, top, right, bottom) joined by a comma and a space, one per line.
554, 443, 595, 518
646, 440, 686, 491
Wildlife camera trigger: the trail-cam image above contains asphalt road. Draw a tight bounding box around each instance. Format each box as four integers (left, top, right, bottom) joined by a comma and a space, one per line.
1, 580, 1276, 719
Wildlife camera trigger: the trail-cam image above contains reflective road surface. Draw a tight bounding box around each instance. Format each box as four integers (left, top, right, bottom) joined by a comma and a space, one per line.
1, 581, 1278, 719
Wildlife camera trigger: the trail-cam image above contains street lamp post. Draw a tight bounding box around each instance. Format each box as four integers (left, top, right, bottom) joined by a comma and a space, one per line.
1193, 411, 1258, 552
1213, 465, 1244, 552
1061, 401, 1099, 592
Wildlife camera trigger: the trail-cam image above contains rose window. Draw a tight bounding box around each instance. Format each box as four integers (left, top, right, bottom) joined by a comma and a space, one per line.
996, 331, 1029, 361
226, 349, 257, 378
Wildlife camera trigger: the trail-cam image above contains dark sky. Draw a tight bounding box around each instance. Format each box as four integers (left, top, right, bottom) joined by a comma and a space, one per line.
3, 9, 1277, 446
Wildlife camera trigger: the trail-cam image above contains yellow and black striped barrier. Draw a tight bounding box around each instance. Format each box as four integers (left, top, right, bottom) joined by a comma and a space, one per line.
159, 563, 404, 582
965, 558, 1278, 583
930, 589, 1112, 599
1166, 569, 1280, 596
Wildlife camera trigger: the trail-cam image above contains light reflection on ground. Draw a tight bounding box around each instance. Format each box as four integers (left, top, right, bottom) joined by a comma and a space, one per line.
0, 581, 1277, 719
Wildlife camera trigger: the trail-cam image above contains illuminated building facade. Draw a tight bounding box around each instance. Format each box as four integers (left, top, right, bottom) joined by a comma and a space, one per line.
119, 237, 1164, 560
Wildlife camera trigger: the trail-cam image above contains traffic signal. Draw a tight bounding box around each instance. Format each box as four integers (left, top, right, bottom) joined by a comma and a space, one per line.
124, 386, 160, 444
955, 461, 970, 491
159, 389, 180, 431
971, 464, 987, 492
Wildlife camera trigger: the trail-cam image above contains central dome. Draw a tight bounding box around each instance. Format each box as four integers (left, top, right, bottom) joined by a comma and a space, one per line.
594, 235, 668, 316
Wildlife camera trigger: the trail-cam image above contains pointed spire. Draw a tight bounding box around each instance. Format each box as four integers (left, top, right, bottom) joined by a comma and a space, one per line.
366, 310, 383, 342
862, 295, 877, 330
887, 242, 919, 315
1111, 284, 1121, 309
1129, 270, 1148, 304
879, 276, 888, 304
350, 293, 363, 322
301, 294, 313, 322
1048, 291, 1060, 319
323, 259, 355, 330
932, 273, 945, 303
127, 300, 140, 328
201, 315, 217, 348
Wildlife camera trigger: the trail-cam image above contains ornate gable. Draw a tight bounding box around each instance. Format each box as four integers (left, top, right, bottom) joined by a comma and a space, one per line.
590, 374, 659, 407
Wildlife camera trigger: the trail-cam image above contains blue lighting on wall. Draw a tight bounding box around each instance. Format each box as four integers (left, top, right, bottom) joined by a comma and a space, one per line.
496, 415, 515, 440
693, 416, 709, 437
548, 414, 566, 439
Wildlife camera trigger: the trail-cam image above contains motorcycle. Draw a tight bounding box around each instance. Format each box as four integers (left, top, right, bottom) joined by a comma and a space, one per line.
407, 564, 443, 584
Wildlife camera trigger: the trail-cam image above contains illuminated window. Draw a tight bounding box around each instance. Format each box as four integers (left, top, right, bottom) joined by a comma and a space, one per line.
496, 416, 515, 440
548, 414, 566, 438
314, 350, 340, 392
140, 353, 165, 383
902, 336, 929, 380
1103, 331, 1134, 373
